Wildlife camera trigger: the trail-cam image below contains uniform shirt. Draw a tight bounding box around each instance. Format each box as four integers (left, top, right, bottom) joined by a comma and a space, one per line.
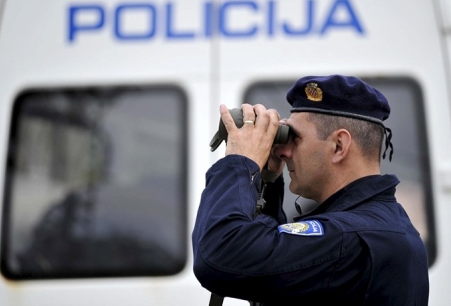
192, 155, 429, 305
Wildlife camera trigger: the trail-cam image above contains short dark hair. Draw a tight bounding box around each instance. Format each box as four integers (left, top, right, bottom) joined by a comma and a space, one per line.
307, 112, 384, 162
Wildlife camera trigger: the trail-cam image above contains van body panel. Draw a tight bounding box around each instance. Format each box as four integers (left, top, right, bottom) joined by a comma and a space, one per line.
0, 0, 450, 305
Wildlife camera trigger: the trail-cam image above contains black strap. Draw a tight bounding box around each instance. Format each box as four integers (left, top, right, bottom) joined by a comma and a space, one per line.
209, 293, 224, 306
382, 127, 394, 162
255, 168, 278, 216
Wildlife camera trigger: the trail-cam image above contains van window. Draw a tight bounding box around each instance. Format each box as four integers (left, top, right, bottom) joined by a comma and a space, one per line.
1, 86, 188, 279
244, 77, 436, 266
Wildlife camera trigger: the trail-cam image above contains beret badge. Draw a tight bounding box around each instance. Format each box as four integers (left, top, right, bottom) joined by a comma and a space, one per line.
305, 83, 323, 102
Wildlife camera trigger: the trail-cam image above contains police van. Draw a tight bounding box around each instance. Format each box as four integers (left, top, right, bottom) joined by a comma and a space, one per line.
0, 0, 450, 305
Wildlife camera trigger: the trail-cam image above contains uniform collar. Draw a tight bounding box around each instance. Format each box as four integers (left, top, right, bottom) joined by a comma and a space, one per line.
296, 174, 399, 220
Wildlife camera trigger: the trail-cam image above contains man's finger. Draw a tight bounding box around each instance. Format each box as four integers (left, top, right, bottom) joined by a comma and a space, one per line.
241, 104, 256, 125
220, 104, 238, 133
267, 109, 281, 135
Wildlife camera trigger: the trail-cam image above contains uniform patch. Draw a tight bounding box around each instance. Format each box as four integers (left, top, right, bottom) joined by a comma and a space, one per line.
278, 220, 325, 236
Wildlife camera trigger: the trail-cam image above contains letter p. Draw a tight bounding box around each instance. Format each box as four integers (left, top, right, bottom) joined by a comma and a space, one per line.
68, 5, 105, 43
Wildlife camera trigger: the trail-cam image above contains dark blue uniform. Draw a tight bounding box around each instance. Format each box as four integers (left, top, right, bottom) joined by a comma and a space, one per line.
192, 155, 429, 305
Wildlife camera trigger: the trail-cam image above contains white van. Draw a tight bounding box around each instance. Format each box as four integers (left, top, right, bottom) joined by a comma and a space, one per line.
0, 0, 450, 305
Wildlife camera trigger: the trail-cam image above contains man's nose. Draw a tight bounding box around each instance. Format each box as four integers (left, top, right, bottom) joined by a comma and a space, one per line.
276, 142, 292, 160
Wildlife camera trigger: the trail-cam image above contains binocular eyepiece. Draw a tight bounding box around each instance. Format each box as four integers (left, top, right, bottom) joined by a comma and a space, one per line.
209, 108, 290, 152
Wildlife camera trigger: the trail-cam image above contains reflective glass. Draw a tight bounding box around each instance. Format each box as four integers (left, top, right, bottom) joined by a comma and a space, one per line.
2, 86, 188, 279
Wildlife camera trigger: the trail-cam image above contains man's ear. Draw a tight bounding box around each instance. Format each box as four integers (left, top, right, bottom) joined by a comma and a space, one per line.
331, 129, 351, 164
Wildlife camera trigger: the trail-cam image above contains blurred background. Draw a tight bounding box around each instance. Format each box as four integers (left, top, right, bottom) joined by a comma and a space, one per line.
0, 0, 450, 305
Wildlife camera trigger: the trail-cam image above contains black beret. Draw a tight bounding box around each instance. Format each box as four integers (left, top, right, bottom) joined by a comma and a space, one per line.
286, 75, 390, 126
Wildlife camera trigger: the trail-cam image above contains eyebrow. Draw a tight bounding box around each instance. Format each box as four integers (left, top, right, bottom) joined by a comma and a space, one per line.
286, 123, 300, 138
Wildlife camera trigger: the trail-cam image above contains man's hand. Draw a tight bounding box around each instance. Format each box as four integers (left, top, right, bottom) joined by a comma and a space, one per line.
220, 103, 280, 171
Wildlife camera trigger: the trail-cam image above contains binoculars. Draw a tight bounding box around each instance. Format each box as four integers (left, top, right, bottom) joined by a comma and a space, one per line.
209, 108, 290, 152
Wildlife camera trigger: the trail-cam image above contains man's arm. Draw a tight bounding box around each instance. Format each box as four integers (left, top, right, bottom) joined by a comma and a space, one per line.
191, 155, 342, 302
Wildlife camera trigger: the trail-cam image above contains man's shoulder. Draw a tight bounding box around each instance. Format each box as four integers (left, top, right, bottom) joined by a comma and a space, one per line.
318, 200, 408, 233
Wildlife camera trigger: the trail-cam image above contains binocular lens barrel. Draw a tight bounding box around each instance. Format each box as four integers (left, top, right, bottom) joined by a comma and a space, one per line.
209, 108, 290, 152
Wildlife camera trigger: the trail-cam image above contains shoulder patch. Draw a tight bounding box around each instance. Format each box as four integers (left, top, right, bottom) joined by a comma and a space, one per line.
278, 220, 325, 236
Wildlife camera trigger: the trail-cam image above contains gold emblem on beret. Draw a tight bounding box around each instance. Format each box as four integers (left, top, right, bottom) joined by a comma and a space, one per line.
305, 83, 323, 102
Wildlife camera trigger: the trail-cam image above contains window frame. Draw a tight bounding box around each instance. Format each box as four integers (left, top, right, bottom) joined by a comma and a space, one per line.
1, 84, 190, 280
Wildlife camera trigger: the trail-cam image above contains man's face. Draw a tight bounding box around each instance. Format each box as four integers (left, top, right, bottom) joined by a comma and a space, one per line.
276, 112, 332, 202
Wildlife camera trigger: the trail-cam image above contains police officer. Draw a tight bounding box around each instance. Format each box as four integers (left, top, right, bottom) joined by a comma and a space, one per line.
192, 75, 429, 305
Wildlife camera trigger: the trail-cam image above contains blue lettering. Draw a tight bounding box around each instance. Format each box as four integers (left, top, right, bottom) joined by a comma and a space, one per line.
68, 5, 105, 42
166, 3, 196, 39
312, 223, 318, 232
115, 4, 157, 40
204, 2, 214, 37
267, 1, 275, 36
283, 0, 313, 36
67, 0, 365, 43
321, 0, 364, 34
219, 1, 258, 37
